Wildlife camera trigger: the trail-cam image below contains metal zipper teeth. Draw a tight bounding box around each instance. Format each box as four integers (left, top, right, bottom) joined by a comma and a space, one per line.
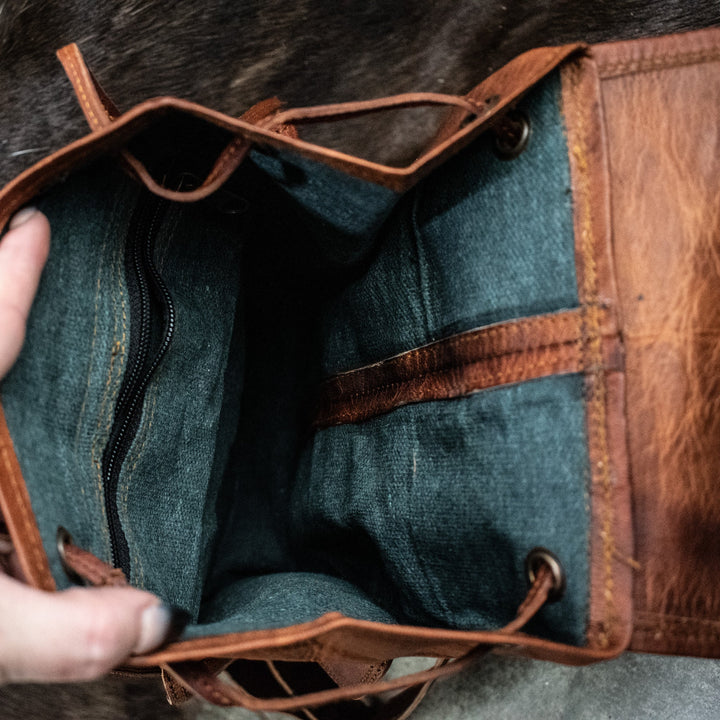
103, 195, 175, 575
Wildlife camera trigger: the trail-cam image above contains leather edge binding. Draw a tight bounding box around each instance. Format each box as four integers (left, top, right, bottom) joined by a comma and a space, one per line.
561, 55, 634, 654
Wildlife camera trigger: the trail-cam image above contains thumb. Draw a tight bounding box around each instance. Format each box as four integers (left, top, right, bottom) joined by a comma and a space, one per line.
0, 208, 51, 379
0, 573, 185, 684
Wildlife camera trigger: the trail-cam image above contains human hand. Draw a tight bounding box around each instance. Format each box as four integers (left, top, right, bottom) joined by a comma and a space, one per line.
0, 208, 178, 683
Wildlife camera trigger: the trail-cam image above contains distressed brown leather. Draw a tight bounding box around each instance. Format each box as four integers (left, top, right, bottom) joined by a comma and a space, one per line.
4, 25, 720, 715
590, 28, 720, 657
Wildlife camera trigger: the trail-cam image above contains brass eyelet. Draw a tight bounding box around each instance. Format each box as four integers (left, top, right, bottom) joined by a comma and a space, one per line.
525, 547, 566, 603
56, 526, 84, 585
493, 109, 531, 160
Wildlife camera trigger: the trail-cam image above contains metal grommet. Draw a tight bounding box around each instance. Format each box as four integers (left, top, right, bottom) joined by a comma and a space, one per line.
56, 526, 84, 585
493, 109, 531, 160
525, 547, 566, 603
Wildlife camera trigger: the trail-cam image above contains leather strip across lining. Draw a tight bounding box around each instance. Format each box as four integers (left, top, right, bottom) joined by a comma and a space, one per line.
315, 307, 616, 428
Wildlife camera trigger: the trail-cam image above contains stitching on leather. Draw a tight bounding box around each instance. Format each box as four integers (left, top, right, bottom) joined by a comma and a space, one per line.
66, 54, 103, 130
567, 61, 615, 648
598, 49, 720, 80
634, 613, 720, 647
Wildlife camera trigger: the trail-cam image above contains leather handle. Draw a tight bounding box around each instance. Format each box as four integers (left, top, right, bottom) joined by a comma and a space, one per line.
163, 565, 554, 714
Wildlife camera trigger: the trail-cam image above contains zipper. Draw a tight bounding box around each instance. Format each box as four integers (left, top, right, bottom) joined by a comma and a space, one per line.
101, 191, 176, 576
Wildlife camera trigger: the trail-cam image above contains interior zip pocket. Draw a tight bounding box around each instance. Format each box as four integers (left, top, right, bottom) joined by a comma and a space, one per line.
101, 191, 175, 576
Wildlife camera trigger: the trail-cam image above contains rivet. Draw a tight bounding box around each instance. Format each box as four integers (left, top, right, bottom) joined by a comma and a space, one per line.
525, 546, 566, 603
493, 109, 531, 160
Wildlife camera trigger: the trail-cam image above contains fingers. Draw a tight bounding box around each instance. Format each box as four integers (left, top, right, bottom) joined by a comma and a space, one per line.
0, 208, 51, 379
0, 573, 182, 684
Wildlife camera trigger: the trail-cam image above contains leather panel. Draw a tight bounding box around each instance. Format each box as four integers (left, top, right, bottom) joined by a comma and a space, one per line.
596, 30, 720, 656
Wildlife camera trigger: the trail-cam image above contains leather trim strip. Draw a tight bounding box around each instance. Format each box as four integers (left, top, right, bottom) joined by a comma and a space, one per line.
561, 55, 633, 654
314, 309, 615, 428
56, 43, 116, 129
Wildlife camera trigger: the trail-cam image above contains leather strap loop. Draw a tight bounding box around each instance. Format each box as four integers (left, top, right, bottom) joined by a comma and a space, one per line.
165, 648, 489, 713
118, 139, 251, 203
254, 658, 436, 720
163, 565, 554, 713
56, 43, 253, 202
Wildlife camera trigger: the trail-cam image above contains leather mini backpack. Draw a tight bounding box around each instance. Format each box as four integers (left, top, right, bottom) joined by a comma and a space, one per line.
0, 25, 719, 717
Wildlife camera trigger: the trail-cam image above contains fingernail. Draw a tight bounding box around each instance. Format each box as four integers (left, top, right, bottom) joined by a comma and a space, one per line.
9, 207, 38, 229
134, 604, 191, 655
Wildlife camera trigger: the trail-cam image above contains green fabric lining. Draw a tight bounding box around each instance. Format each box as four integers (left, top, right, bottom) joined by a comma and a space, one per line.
1, 69, 590, 645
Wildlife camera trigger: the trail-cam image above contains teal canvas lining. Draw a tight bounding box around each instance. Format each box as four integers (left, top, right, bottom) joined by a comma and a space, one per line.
1, 70, 590, 646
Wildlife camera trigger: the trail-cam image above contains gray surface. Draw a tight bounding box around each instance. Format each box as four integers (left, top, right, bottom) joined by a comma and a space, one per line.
413, 653, 720, 720
2, 651, 719, 718
182, 653, 720, 720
